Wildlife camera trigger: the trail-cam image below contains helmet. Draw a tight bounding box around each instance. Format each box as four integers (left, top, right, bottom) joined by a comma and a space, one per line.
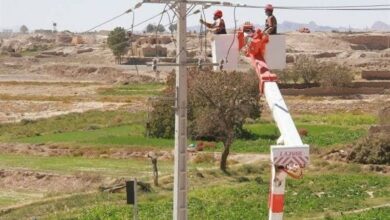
214, 10, 223, 18
243, 22, 254, 32
265, 4, 274, 12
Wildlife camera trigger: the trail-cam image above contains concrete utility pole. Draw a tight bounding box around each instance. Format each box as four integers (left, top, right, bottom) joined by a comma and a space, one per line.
173, 1, 188, 220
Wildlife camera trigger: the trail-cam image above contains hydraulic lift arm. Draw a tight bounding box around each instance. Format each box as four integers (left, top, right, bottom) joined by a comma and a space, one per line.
238, 28, 310, 220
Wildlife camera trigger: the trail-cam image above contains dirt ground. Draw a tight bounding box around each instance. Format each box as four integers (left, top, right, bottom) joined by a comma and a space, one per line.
0, 100, 127, 123
0, 169, 117, 193
283, 94, 390, 114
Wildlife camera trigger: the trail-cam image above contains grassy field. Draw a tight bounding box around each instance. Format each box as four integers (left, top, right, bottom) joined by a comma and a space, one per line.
98, 83, 166, 97
1, 164, 388, 220
0, 154, 173, 177
0, 82, 385, 220
0, 110, 374, 153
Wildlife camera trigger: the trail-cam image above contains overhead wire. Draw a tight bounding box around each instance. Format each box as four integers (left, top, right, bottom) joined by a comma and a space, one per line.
201, 6, 208, 59
225, 6, 237, 64
130, 5, 139, 75
83, 9, 133, 33
166, 7, 177, 48
155, 4, 169, 57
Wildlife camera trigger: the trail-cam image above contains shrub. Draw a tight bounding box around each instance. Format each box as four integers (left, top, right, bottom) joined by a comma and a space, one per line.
191, 153, 215, 164
318, 63, 355, 88
146, 98, 175, 139
378, 104, 390, 125
348, 133, 390, 165
291, 55, 321, 85
282, 56, 355, 88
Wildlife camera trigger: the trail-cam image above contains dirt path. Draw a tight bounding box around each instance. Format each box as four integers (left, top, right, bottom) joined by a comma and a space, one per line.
0, 100, 127, 123
0, 143, 270, 163
304, 203, 390, 220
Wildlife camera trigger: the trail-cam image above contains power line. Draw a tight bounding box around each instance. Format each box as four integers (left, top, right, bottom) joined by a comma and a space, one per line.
225, 6, 237, 63
83, 9, 132, 33
275, 4, 390, 9
277, 7, 390, 11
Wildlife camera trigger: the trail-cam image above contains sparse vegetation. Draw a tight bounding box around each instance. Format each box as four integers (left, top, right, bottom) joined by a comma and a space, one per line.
145, 24, 166, 33
278, 56, 355, 87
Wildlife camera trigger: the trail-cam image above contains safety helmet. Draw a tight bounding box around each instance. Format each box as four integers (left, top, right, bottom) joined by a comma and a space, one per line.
265, 4, 274, 12
243, 22, 254, 32
214, 10, 223, 18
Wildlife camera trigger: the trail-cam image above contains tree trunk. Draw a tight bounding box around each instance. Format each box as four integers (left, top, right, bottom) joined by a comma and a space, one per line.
148, 153, 159, 186
220, 144, 230, 172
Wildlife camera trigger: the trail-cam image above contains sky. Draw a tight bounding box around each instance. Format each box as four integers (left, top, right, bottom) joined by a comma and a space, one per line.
0, 0, 389, 32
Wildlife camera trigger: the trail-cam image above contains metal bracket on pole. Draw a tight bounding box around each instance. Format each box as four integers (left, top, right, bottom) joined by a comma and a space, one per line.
146, 60, 219, 70
219, 59, 224, 71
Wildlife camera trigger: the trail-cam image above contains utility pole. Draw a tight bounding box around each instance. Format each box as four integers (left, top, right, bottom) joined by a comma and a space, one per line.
173, 1, 188, 220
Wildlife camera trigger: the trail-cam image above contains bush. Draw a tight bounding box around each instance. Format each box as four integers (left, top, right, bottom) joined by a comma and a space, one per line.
348, 133, 390, 165
145, 24, 166, 33
281, 56, 355, 87
292, 55, 321, 85
379, 104, 390, 125
146, 98, 175, 139
318, 63, 355, 88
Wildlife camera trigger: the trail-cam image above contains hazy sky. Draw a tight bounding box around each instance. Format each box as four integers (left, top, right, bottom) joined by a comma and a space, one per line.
1, 0, 389, 32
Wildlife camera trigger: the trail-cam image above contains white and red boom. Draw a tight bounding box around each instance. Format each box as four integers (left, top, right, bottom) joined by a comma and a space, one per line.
237, 28, 310, 220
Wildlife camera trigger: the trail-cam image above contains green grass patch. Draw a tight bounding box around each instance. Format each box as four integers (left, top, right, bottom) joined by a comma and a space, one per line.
0, 154, 172, 177
0, 110, 145, 141
17, 124, 173, 149
99, 83, 165, 97
294, 113, 377, 127
229, 123, 366, 153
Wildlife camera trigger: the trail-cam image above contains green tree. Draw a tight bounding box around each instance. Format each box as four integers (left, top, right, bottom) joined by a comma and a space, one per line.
107, 27, 129, 64
169, 24, 177, 33
146, 24, 156, 33
189, 71, 260, 172
20, 25, 29, 34
145, 24, 166, 33
146, 70, 261, 172
156, 24, 166, 33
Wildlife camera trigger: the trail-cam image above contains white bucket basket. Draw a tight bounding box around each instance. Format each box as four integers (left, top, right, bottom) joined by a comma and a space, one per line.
265, 35, 286, 70
212, 34, 286, 71
211, 34, 239, 71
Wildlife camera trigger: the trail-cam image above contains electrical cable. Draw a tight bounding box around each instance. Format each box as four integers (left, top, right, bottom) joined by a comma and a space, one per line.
166, 8, 177, 48
225, 6, 237, 64
201, 6, 208, 59
130, 6, 139, 75
83, 9, 132, 33
155, 4, 169, 57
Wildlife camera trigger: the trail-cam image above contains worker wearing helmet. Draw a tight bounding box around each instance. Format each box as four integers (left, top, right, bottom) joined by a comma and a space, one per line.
264, 4, 277, 35
199, 10, 227, 35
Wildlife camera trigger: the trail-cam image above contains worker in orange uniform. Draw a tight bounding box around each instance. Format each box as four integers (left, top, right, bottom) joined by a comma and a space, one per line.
264, 4, 277, 35
199, 10, 227, 35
